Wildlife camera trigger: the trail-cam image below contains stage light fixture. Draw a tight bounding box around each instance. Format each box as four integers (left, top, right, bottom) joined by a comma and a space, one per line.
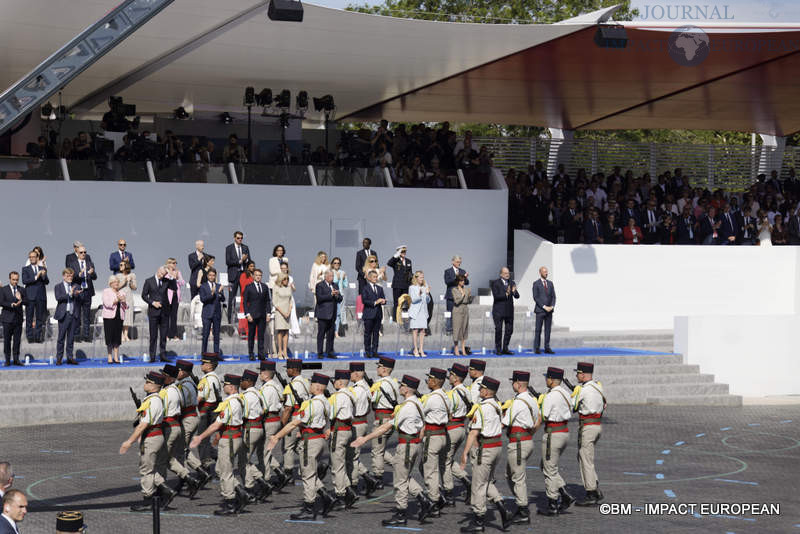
296, 91, 308, 112
220, 112, 233, 124
41, 102, 53, 120
244, 86, 256, 106
313, 94, 335, 112
275, 89, 291, 110
268, 0, 303, 22
173, 106, 189, 120
256, 88, 273, 108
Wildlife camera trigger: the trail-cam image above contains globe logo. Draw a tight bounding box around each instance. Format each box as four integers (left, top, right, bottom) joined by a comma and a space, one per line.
668, 25, 711, 67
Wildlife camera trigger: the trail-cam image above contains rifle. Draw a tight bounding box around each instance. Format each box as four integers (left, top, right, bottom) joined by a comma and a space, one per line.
190, 374, 199, 386
364, 374, 374, 387
527, 385, 541, 398
129, 387, 142, 428
563, 378, 576, 392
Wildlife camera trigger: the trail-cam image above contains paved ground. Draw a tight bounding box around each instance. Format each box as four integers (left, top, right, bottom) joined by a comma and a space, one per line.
8, 405, 799, 533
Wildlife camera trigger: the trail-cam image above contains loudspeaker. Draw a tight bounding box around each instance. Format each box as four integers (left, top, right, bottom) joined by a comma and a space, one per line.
594, 25, 627, 49
268, 0, 304, 22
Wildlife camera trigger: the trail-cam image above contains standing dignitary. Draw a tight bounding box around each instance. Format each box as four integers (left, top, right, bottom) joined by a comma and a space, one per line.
160, 365, 201, 498
243, 268, 271, 360
190, 374, 250, 516
539, 367, 574, 516
361, 269, 386, 357
225, 231, 250, 324
0, 272, 24, 366
355, 238, 376, 293
532, 266, 556, 354
120, 371, 174, 512
53, 268, 81, 365
572, 362, 606, 506
66, 244, 96, 341
490, 267, 519, 355
315, 269, 342, 359
459, 377, 511, 532
195, 353, 222, 473
351, 375, 435, 526
176, 359, 211, 486
258, 360, 289, 488
188, 240, 207, 299
501, 371, 540, 524
109, 239, 135, 274
369, 356, 401, 486
240, 369, 272, 502
444, 256, 469, 335
350, 362, 380, 495
329, 370, 359, 510
267, 373, 336, 521
281, 359, 311, 480
443, 363, 471, 505
387, 245, 413, 322
199, 269, 226, 355
420, 367, 452, 516
22, 250, 48, 343
141, 267, 176, 362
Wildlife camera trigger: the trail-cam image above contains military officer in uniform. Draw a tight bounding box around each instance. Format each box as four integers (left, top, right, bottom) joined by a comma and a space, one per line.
351, 375, 434, 526
120, 371, 175, 512
369, 356, 400, 487
538, 367, 574, 516
349, 361, 379, 495
459, 376, 511, 532
468, 359, 486, 403
240, 369, 272, 502
330, 369, 358, 510
160, 364, 201, 499
421, 367, 452, 515
195, 353, 222, 473
176, 359, 210, 487
572, 362, 606, 506
502, 370, 540, 524
258, 360, 289, 488
268, 373, 336, 521
443, 363, 472, 505
281, 358, 311, 482
190, 374, 250, 516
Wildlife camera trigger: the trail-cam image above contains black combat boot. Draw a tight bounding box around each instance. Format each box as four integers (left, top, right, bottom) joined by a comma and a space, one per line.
512, 505, 530, 524
460, 514, 486, 532
443, 489, 456, 507
344, 486, 359, 509
417, 494, 434, 522
318, 488, 336, 517
382, 508, 408, 526
213, 499, 238, 516
331, 494, 347, 512
255, 478, 274, 502
233, 485, 250, 513
576, 490, 599, 507
130, 496, 153, 512
290, 501, 317, 520
195, 466, 212, 489
537, 498, 559, 516
558, 487, 574, 511
316, 461, 330, 480
273, 467, 290, 490
494, 500, 511, 530
595, 487, 604, 503
362, 473, 379, 497
156, 483, 177, 509
462, 478, 472, 505
182, 473, 201, 499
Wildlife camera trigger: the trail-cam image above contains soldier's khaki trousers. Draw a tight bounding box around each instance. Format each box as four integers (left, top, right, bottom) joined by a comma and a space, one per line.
217, 435, 243, 499
505, 439, 534, 506
300, 436, 326, 503
195, 411, 215, 467
181, 414, 201, 470
244, 426, 265, 489
164, 423, 190, 479
262, 420, 282, 480
284, 427, 301, 472
350, 421, 369, 482
421, 433, 447, 501
331, 426, 354, 495
578, 424, 602, 491
371, 416, 394, 476
139, 434, 167, 497
393, 441, 423, 509
470, 445, 502, 515
542, 431, 569, 499
443, 425, 468, 491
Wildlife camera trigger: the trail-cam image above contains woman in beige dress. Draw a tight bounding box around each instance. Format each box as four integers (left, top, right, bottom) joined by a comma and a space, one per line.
308, 251, 329, 305
272, 273, 294, 359
451, 274, 472, 356
117, 260, 137, 342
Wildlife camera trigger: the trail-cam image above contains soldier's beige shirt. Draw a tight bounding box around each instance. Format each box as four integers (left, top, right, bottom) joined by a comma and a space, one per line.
422, 388, 451, 425
259, 378, 284, 413
298, 394, 331, 428
163, 383, 183, 417
284, 375, 311, 408
448, 383, 471, 418
502, 391, 539, 429
541, 384, 572, 423
179, 377, 198, 407
470, 397, 503, 437
469, 375, 484, 404
215, 392, 244, 426
138, 392, 164, 426
198, 371, 221, 403
393, 396, 424, 434
332, 387, 356, 421
575, 380, 605, 415
371, 376, 400, 410
242, 387, 265, 420
352, 379, 371, 417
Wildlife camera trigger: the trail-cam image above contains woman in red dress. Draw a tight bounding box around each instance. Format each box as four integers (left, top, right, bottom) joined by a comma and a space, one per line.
238, 261, 256, 337
623, 217, 644, 244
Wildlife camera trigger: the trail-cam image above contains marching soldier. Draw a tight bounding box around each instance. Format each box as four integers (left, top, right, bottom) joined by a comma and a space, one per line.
282, 358, 311, 482
420, 367, 452, 515
349, 361, 379, 495
459, 376, 510, 532
258, 360, 289, 488
369, 356, 400, 487
351, 375, 434, 526
468, 359, 486, 403
501, 370, 540, 524
267, 373, 336, 521
572, 362, 606, 506
195, 352, 222, 473
538, 367, 574, 516
120, 371, 175, 512
176, 359, 211, 487
160, 364, 201, 499
330, 369, 359, 510
240, 369, 272, 502
443, 363, 472, 505
190, 374, 250, 516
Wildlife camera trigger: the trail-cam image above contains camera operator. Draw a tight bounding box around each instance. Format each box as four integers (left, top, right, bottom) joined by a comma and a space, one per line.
222, 134, 247, 164
371, 119, 393, 152
72, 132, 95, 161
101, 97, 132, 133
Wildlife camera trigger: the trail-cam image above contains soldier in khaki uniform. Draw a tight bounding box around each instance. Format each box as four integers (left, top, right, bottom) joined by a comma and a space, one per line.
349, 361, 380, 495
330, 369, 359, 510
194, 353, 222, 472
501, 370, 540, 524
459, 376, 510, 532
160, 364, 201, 499
240, 369, 272, 502
467, 359, 486, 403
420, 367, 452, 516
176, 359, 211, 487
443, 363, 472, 505
281, 358, 311, 482
190, 374, 250, 516
538, 367, 574, 516
351, 374, 434, 527
572, 362, 606, 506
369, 356, 400, 487
258, 360, 289, 488
268, 372, 336, 521
120, 371, 175, 512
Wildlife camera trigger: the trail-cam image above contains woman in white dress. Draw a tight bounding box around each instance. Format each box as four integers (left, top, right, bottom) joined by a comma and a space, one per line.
757, 209, 772, 247
279, 262, 301, 337
308, 251, 329, 305
117, 260, 137, 342
330, 257, 349, 338
268, 244, 287, 289
407, 271, 431, 357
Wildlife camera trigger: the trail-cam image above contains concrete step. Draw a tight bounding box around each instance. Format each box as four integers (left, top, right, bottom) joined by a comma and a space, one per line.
605, 383, 730, 403
647, 394, 743, 407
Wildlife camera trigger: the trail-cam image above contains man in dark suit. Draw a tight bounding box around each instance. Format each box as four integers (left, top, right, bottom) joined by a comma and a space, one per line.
560, 198, 582, 243
188, 240, 207, 299
225, 231, 250, 324
641, 200, 662, 244
21, 250, 49, 343
583, 209, 604, 244
698, 207, 721, 245
0, 489, 27, 533
622, 198, 639, 227
200, 268, 226, 354
53, 268, 81, 365
718, 204, 739, 245
355, 237, 376, 293
676, 206, 697, 245
444, 255, 469, 334
141, 266, 176, 362
361, 269, 386, 358
532, 266, 556, 354
109, 238, 135, 274
737, 206, 758, 245
64, 240, 82, 268
0, 272, 25, 366
243, 268, 271, 361
315, 270, 342, 359
66, 244, 96, 341
386, 245, 412, 322
490, 267, 519, 355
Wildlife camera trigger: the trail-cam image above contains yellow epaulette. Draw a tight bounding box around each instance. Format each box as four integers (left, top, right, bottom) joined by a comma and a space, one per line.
466, 403, 479, 419
571, 385, 582, 399
158, 389, 167, 401
392, 404, 402, 416
198, 377, 207, 391
214, 398, 231, 413
136, 397, 151, 413
299, 399, 311, 413
348, 386, 356, 395
501, 399, 513, 411
537, 394, 545, 406
420, 394, 430, 404
283, 384, 292, 396
369, 381, 382, 393
446, 390, 455, 401
596, 381, 603, 388
328, 395, 336, 406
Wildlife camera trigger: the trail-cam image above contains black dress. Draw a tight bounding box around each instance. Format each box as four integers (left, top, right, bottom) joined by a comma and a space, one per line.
104, 301, 123, 348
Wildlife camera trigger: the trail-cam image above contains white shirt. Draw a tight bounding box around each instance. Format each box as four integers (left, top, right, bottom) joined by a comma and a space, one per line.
371, 376, 400, 410
502, 391, 539, 429
469, 375, 484, 404
422, 388, 451, 425
139, 391, 164, 426
449, 383, 471, 418
64, 282, 73, 313
164, 383, 183, 417
284, 375, 311, 408
198, 371, 221, 403
541, 384, 573, 424
352, 379, 370, 417
179, 377, 198, 408
332, 388, 356, 421
470, 397, 503, 437
242, 387, 265, 420
216, 392, 243, 426
299, 394, 331, 429
574, 380, 605, 415
394, 396, 424, 434
259, 378, 285, 413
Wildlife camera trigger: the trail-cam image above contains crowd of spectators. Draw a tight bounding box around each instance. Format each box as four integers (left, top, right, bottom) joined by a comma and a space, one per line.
508, 163, 800, 245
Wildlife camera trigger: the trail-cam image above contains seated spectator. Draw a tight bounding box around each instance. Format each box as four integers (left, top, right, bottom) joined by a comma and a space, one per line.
772, 214, 788, 245
604, 213, 622, 244
623, 217, 643, 244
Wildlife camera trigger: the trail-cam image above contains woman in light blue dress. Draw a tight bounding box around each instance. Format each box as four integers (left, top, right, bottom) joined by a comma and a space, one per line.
408, 270, 431, 357
330, 257, 349, 337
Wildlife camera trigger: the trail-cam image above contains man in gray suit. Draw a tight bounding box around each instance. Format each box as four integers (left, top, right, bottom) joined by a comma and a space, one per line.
532, 266, 556, 354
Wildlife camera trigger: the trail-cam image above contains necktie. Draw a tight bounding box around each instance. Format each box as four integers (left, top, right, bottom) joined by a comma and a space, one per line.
33, 265, 38, 275
237, 245, 241, 260
120, 251, 123, 260
543, 280, 548, 292
371, 283, 376, 293
157, 279, 161, 289
726, 214, 732, 227
65, 283, 72, 313
80, 261, 87, 288
256, 283, 261, 293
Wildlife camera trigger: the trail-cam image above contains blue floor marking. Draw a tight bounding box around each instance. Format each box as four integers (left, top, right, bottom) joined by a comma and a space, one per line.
664, 489, 676, 498
674, 441, 685, 446
525, 466, 540, 470
656, 460, 664, 465
713, 479, 758, 486
624, 472, 646, 476
747, 423, 760, 427
286, 519, 326, 524
661, 449, 671, 455
720, 427, 732, 431
655, 473, 664, 479
711, 514, 755, 522
695, 433, 705, 437
781, 420, 792, 424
